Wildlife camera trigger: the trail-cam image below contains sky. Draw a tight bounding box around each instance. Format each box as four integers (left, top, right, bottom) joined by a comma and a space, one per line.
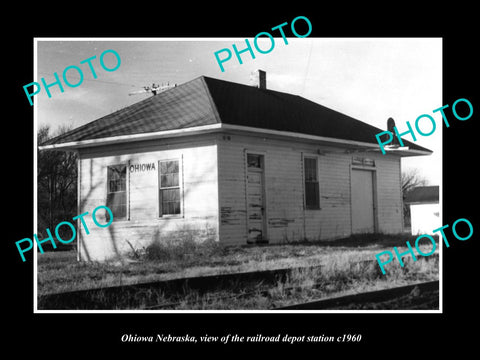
35, 38, 442, 185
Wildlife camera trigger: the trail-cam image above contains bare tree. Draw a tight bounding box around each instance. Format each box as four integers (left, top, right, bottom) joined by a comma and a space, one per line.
37, 125, 77, 245
402, 168, 429, 195
401, 168, 429, 228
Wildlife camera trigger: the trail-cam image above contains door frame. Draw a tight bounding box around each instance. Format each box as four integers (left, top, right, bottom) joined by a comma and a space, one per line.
349, 165, 378, 234
244, 149, 268, 243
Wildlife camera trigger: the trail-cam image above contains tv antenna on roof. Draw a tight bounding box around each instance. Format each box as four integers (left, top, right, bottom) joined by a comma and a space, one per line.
129, 82, 177, 96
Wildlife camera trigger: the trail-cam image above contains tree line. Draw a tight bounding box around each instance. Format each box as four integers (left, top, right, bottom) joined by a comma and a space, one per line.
37, 125, 77, 247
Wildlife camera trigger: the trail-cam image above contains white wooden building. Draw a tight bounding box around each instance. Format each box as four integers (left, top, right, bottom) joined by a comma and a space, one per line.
404, 186, 440, 235
40, 71, 432, 261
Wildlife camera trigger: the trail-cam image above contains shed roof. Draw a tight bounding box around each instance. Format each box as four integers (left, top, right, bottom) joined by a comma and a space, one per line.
404, 186, 439, 204
40, 75, 432, 155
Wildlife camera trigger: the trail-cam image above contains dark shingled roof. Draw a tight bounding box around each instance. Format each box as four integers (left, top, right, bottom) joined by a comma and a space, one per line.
404, 186, 439, 204
41, 75, 431, 153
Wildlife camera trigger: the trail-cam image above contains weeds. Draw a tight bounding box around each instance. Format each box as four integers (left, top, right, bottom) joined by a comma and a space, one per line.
154, 254, 438, 310
145, 237, 224, 262
37, 232, 440, 309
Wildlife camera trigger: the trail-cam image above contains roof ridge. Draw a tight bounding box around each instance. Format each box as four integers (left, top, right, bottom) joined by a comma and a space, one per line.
198, 76, 222, 124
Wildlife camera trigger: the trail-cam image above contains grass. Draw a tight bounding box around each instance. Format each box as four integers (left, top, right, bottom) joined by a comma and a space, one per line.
37, 232, 440, 305
167, 253, 439, 310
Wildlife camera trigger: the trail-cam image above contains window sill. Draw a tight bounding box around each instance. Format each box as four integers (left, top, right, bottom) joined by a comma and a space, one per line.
110, 218, 129, 222
158, 215, 184, 220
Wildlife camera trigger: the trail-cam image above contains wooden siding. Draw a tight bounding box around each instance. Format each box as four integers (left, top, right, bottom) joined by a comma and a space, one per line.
310, 150, 352, 240
77, 136, 219, 261
76, 130, 404, 259
373, 155, 404, 234
217, 133, 403, 246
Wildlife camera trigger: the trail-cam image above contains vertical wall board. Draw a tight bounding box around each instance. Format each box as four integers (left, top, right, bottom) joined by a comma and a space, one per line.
77, 138, 219, 261
217, 133, 404, 246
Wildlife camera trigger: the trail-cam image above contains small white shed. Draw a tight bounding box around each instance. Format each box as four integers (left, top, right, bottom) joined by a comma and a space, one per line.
404, 186, 440, 235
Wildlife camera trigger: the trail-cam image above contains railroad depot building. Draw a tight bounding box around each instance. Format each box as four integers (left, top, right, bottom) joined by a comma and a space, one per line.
40, 71, 432, 261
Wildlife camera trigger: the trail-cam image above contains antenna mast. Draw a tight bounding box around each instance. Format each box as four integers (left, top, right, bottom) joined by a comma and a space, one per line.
129, 82, 177, 96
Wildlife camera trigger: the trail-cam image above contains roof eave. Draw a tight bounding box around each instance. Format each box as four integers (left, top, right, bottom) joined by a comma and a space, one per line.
38, 123, 224, 151
220, 124, 433, 156
38, 123, 433, 157
367, 147, 433, 157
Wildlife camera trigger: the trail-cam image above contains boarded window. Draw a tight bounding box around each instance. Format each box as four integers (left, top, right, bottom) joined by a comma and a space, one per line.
159, 160, 181, 216
304, 157, 320, 209
106, 164, 127, 220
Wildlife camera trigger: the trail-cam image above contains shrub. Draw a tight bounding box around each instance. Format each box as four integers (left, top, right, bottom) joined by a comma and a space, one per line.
145, 226, 223, 262
145, 238, 191, 261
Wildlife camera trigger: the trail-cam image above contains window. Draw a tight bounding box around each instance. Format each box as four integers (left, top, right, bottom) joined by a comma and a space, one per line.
247, 154, 263, 169
304, 157, 320, 209
159, 160, 181, 216
107, 164, 127, 220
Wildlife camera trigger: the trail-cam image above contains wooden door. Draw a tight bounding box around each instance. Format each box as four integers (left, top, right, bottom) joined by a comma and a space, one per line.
351, 169, 375, 233
246, 153, 266, 243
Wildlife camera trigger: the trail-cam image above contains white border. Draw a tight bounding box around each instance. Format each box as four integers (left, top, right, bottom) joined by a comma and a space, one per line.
33, 39, 39, 311
33, 37, 442, 314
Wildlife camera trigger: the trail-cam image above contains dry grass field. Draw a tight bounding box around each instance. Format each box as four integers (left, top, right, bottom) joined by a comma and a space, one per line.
37, 233, 440, 309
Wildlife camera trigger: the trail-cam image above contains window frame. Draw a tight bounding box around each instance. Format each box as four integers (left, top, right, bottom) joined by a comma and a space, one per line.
158, 157, 183, 218
303, 154, 320, 210
105, 162, 129, 221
